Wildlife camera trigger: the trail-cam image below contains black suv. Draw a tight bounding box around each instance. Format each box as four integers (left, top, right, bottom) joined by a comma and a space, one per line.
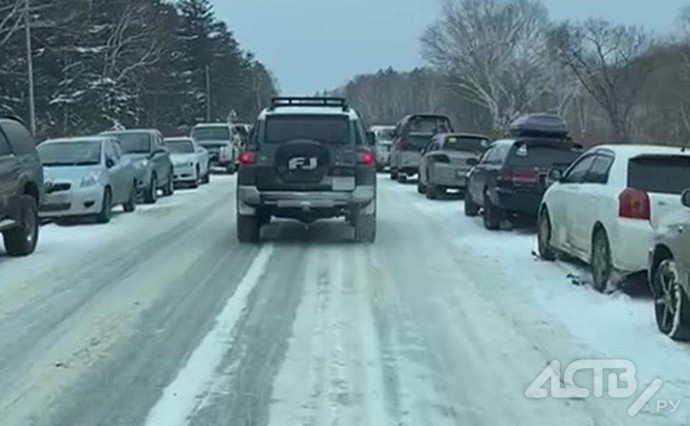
0, 116, 43, 256
465, 114, 582, 230
236, 97, 377, 243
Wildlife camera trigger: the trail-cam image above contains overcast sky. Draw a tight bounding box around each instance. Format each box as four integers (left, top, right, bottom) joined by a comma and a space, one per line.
214, 0, 687, 95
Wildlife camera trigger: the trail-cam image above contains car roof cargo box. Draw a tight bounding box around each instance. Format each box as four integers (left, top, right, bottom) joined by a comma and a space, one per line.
509, 114, 569, 139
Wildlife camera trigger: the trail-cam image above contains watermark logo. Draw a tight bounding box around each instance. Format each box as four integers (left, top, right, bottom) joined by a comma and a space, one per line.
525, 359, 675, 416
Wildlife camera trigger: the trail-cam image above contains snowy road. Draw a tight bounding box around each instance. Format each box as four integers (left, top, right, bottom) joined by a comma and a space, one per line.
0, 175, 689, 425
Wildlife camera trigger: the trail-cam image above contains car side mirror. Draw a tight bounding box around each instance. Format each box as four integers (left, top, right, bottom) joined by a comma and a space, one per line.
106, 158, 115, 168
466, 158, 479, 167
682, 189, 690, 208
547, 168, 563, 182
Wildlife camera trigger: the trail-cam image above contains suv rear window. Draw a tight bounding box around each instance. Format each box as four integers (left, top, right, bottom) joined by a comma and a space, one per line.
192, 127, 230, 141
265, 115, 350, 144
628, 155, 690, 194
506, 141, 581, 168
408, 116, 452, 134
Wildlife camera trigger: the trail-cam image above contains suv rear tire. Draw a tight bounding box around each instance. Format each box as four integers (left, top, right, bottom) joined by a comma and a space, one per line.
3, 195, 39, 256
354, 212, 376, 243
237, 213, 260, 243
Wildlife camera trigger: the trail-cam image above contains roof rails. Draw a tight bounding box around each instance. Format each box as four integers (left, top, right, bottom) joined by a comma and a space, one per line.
269, 97, 349, 112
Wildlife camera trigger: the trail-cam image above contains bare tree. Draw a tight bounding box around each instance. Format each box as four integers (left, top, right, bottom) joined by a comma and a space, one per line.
0, 0, 24, 48
422, 0, 553, 131
548, 19, 654, 140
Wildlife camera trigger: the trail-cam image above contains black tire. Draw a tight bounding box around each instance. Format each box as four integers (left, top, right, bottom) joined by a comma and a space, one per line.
96, 188, 112, 224
652, 258, 690, 341
397, 173, 407, 184
426, 184, 441, 200
202, 170, 210, 184
162, 170, 174, 196
144, 174, 158, 204
191, 166, 200, 189
123, 182, 137, 213
537, 208, 556, 261
237, 213, 260, 243
390, 169, 398, 180
417, 180, 427, 194
464, 192, 479, 217
354, 212, 376, 243
482, 190, 501, 230
3, 195, 39, 256
591, 227, 612, 293
226, 164, 236, 175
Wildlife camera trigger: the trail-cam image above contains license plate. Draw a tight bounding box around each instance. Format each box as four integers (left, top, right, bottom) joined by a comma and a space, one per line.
332, 176, 355, 191
46, 193, 70, 204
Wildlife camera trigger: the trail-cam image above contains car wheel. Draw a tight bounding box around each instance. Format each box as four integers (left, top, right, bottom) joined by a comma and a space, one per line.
390, 169, 398, 180
482, 190, 501, 230
417, 180, 427, 194
354, 212, 376, 243
144, 174, 158, 204
427, 184, 441, 200
162, 170, 174, 196
537, 208, 556, 261
591, 227, 612, 293
652, 258, 690, 341
237, 213, 260, 243
226, 164, 236, 175
397, 173, 407, 183
123, 182, 137, 213
202, 170, 210, 184
3, 195, 39, 256
191, 166, 200, 189
464, 191, 479, 217
96, 187, 113, 224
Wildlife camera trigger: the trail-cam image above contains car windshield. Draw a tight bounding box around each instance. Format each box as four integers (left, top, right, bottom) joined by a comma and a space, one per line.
375, 128, 395, 143
444, 136, 490, 153
38, 141, 102, 166
264, 115, 350, 144
104, 132, 151, 154
628, 155, 690, 194
165, 140, 195, 153
192, 127, 230, 141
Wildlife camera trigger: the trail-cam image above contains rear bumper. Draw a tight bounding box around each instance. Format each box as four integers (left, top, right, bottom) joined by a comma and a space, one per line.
495, 188, 542, 217
430, 164, 471, 188
39, 186, 104, 218
237, 185, 375, 214
611, 219, 653, 274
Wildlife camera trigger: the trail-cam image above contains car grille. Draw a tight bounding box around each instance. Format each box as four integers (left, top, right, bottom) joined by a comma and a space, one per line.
45, 182, 71, 194
40, 203, 71, 212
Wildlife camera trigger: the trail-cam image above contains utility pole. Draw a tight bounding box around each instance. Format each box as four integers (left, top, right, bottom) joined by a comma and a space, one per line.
205, 65, 211, 121
24, 0, 36, 135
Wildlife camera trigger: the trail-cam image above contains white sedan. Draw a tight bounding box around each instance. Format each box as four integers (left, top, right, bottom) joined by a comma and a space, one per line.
537, 144, 690, 292
164, 137, 210, 188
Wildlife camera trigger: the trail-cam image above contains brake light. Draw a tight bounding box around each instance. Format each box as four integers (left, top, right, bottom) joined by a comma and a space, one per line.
497, 169, 513, 183
358, 150, 374, 165
619, 188, 650, 220
238, 151, 254, 165
497, 168, 540, 185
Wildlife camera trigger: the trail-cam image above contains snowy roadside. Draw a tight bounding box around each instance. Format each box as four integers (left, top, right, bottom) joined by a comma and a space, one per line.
385, 178, 690, 421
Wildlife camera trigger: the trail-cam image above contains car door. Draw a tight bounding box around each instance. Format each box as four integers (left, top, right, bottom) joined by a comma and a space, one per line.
468, 144, 500, 205
194, 141, 208, 176
556, 153, 597, 255
152, 133, 169, 183
573, 152, 616, 254
104, 140, 127, 203
0, 128, 17, 220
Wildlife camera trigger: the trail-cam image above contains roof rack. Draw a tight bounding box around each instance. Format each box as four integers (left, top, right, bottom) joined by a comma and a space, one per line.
270, 97, 349, 111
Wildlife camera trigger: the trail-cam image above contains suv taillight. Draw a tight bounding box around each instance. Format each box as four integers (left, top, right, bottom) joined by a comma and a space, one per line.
497, 168, 540, 186
238, 151, 254, 165
358, 150, 374, 165
619, 188, 650, 220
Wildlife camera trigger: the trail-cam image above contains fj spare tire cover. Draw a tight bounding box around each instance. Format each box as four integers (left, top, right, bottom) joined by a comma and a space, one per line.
508, 114, 569, 139
275, 139, 331, 183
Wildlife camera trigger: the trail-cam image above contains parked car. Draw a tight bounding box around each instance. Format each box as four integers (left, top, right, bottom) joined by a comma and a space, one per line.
236, 97, 377, 243
164, 137, 210, 188
370, 125, 395, 171
0, 116, 43, 256
466, 138, 581, 229
648, 188, 690, 341
190, 123, 240, 174
37, 137, 137, 223
100, 129, 174, 204
418, 133, 490, 199
539, 145, 690, 293
389, 114, 454, 182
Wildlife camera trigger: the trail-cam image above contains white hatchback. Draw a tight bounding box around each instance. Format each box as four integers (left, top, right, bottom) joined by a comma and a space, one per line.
537, 144, 690, 292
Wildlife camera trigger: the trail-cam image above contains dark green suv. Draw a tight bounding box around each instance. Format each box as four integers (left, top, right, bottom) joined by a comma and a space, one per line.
0, 116, 43, 256
236, 97, 377, 243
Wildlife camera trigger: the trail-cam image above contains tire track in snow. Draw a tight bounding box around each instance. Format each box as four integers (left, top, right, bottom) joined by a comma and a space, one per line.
144, 244, 274, 426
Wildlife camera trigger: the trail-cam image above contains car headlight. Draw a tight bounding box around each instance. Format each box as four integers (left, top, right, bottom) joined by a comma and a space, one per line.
136, 159, 149, 169
80, 172, 101, 187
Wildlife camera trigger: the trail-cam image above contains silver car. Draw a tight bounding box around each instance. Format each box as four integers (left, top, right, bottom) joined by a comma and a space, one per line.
417, 133, 489, 199
164, 137, 210, 188
649, 188, 690, 341
37, 137, 137, 223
